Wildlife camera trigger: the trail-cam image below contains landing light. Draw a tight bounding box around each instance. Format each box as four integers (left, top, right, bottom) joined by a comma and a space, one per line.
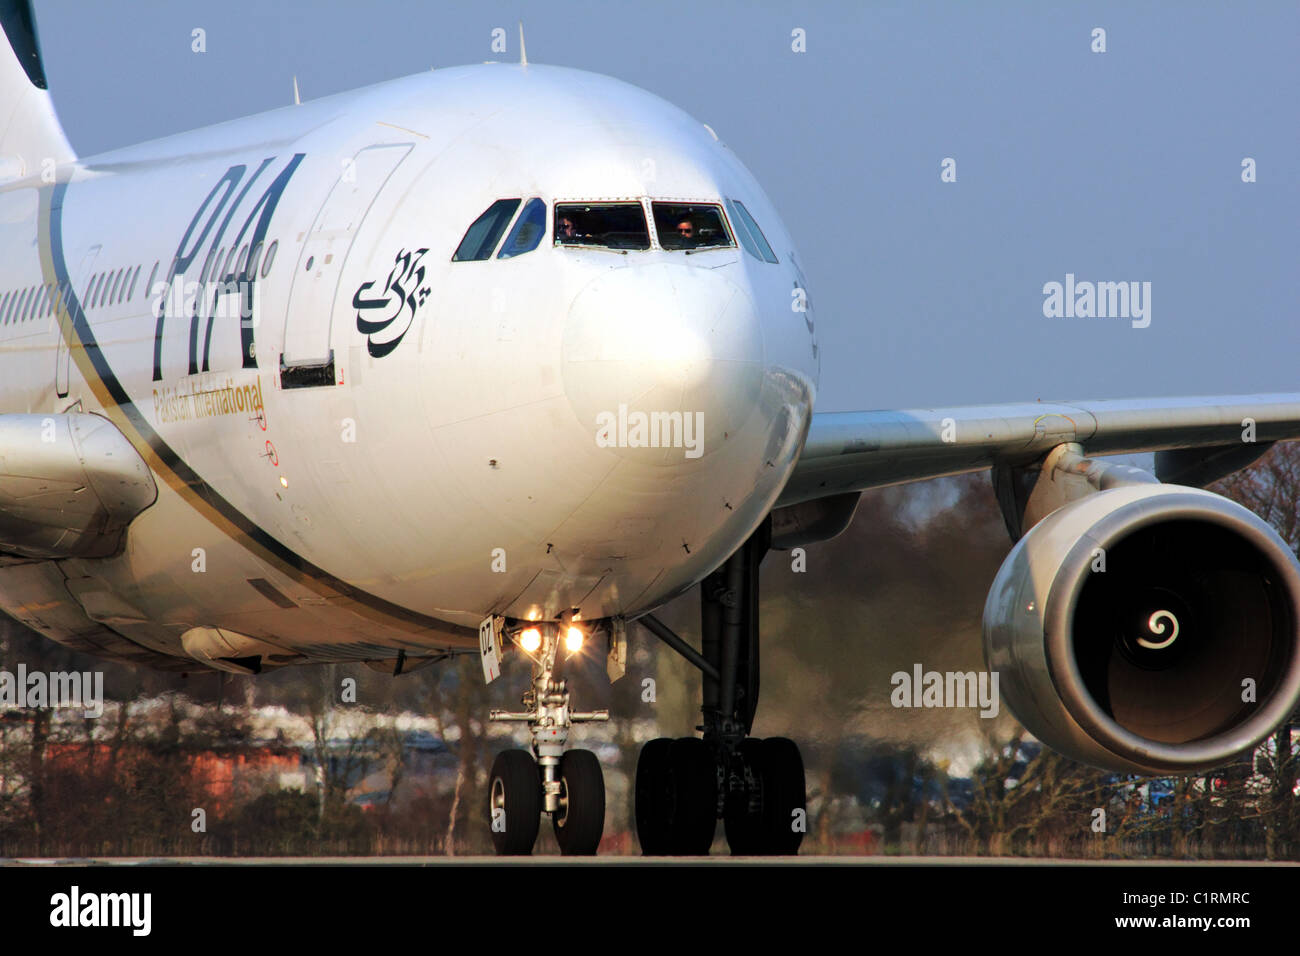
565, 627, 584, 653
520, 628, 542, 653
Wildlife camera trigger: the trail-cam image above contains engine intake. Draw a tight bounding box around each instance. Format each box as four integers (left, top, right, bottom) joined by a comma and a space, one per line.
983, 483, 1300, 774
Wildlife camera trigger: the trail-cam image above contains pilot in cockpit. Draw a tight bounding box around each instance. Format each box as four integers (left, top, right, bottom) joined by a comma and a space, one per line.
558, 214, 585, 243
674, 216, 697, 247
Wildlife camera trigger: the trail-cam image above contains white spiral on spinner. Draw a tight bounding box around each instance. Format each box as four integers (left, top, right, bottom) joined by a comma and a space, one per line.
1137, 609, 1180, 650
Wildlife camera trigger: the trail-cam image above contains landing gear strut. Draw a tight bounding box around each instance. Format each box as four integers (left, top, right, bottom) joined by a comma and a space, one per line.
487, 623, 608, 855
636, 520, 807, 855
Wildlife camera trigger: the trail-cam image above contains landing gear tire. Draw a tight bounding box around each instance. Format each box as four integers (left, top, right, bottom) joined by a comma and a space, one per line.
723, 737, 766, 855
723, 737, 806, 855
758, 737, 806, 855
668, 737, 718, 854
635, 737, 718, 855
553, 749, 605, 855
489, 749, 541, 856
634, 737, 674, 855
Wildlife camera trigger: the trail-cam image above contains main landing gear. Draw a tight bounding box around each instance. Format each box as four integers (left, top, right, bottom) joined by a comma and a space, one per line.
486, 621, 609, 855
635, 522, 807, 855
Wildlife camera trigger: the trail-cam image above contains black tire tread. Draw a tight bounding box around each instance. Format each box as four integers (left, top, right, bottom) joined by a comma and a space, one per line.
760, 736, 806, 855
554, 748, 605, 855
489, 749, 541, 856
635, 737, 674, 855
668, 736, 718, 855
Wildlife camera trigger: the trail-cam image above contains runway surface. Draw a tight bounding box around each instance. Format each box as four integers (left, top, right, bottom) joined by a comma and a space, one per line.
3, 855, 1294, 866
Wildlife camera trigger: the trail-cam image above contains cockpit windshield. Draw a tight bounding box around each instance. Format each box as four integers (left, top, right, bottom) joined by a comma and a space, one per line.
498, 198, 547, 259
453, 199, 520, 261
554, 203, 650, 251
725, 198, 779, 263
652, 203, 734, 251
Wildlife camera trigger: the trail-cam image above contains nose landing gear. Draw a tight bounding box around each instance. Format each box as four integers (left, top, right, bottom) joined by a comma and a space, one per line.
485, 621, 609, 855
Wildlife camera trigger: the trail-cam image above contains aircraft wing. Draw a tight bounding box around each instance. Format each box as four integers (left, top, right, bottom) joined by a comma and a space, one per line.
777, 393, 1300, 508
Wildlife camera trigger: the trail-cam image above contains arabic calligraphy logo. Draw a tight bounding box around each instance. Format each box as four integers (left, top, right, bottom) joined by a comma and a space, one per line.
353, 248, 430, 358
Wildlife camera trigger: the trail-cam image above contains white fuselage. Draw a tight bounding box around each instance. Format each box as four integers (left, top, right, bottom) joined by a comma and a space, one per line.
0, 64, 818, 664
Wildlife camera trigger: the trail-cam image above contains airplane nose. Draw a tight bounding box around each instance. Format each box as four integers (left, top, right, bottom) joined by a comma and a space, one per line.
562, 263, 764, 463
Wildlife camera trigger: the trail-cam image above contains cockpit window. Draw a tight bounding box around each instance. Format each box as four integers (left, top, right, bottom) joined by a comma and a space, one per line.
498, 198, 547, 259
652, 203, 734, 251
554, 202, 650, 251
453, 198, 521, 261
725, 198, 778, 264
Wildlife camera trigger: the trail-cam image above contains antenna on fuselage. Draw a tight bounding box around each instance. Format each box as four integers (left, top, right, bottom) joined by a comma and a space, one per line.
518, 21, 527, 66
292, 75, 301, 105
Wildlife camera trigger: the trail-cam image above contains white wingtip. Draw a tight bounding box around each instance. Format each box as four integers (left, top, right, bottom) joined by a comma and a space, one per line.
292, 75, 301, 106
518, 21, 527, 66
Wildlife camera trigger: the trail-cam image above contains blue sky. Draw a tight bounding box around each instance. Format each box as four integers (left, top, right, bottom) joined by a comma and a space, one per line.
34, 0, 1300, 412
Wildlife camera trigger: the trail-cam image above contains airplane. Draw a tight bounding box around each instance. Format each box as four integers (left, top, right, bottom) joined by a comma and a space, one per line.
2, 1, 1299, 857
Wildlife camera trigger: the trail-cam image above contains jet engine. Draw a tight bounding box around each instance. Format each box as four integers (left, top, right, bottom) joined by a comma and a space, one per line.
984, 481, 1300, 774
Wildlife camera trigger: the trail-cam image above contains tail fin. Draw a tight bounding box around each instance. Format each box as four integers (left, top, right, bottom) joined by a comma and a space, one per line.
0, 0, 74, 180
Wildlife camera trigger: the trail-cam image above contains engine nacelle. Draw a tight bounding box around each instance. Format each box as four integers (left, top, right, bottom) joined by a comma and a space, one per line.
983, 483, 1300, 774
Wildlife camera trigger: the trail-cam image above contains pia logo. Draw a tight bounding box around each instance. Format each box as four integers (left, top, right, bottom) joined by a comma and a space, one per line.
352, 248, 430, 358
